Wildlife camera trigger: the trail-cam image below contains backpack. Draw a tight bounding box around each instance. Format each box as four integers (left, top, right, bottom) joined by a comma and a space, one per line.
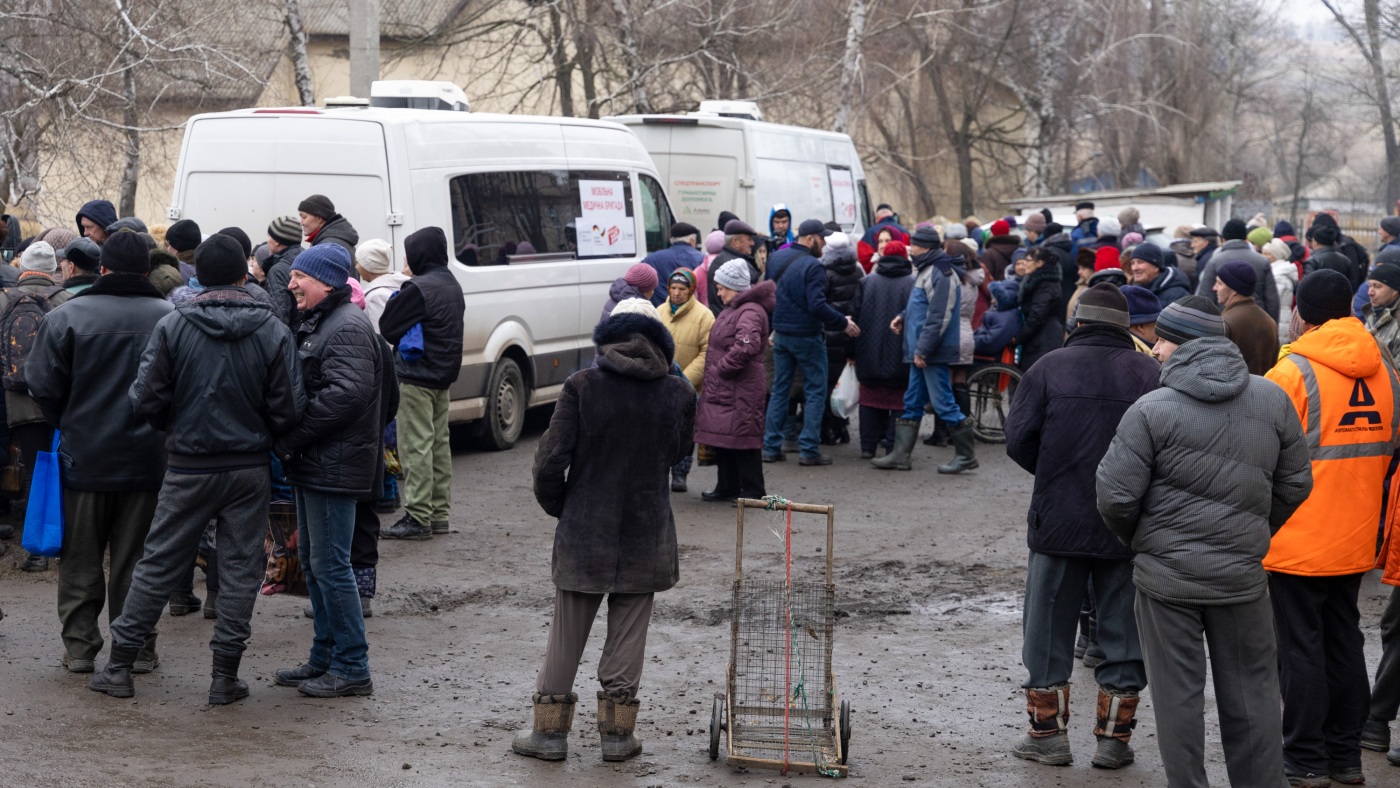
0, 285, 65, 392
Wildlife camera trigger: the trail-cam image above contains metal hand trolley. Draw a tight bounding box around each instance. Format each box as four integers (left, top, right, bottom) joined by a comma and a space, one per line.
708, 496, 850, 776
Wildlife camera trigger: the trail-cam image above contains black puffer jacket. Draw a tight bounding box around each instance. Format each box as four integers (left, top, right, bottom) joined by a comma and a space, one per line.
130, 287, 304, 472
1005, 323, 1161, 559
533, 312, 695, 593
1015, 264, 1065, 372
822, 243, 863, 373
264, 244, 303, 296
311, 214, 359, 260
1040, 233, 1076, 305
276, 286, 384, 497
27, 273, 175, 490
851, 255, 914, 388
379, 227, 467, 389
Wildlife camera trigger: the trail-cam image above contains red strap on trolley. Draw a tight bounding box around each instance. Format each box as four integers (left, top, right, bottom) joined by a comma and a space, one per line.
783, 503, 792, 775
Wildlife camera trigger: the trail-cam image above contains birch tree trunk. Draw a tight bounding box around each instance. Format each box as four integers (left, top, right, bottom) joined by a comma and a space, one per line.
832, 0, 867, 135
284, 0, 316, 106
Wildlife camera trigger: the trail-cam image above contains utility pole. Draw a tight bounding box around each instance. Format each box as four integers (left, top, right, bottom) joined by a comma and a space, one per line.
348, 0, 380, 98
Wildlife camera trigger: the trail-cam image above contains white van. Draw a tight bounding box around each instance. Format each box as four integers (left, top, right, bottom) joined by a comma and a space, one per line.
168, 84, 679, 449
607, 101, 871, 238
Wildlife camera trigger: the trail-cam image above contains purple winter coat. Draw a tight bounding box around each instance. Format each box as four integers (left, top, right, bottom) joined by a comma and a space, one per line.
694, 281, 776, 450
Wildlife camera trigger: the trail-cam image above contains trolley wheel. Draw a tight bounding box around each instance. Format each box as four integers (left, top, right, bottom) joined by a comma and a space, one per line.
965, 362, 1022, 444
839, 699, 851, 764
709, 696, 726, 761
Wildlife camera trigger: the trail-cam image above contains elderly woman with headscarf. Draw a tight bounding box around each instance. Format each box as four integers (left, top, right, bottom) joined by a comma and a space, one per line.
656, 267, 713, 492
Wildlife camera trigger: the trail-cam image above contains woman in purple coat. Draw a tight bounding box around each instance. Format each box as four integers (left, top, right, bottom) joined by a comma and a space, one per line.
694, 261, 777, 503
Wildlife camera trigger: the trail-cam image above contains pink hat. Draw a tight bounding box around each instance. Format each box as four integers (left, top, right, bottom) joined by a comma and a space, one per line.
624, 262, 659, 291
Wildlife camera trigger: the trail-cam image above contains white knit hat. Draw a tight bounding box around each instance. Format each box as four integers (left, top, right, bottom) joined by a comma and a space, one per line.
609, 297, 661, 322
356, 238, 393, 274
827, 231, 851, 251
21, 241, 57, 273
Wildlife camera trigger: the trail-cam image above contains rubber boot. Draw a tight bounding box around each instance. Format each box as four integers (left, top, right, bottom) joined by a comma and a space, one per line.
937, 417, 979, 474
209, 651, 250, 706
89, 645, 139, 698
597, 691, 643, 761
1012, 685, 1072, 765
1091, 688, 1138, 769
952, 382, 972, 422
511, 693, 576, 761
871, 419, 919, 471
922, 417, 949, 447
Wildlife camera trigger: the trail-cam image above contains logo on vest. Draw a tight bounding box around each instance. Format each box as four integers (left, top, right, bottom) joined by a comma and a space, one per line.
1337, 378, 1384, 432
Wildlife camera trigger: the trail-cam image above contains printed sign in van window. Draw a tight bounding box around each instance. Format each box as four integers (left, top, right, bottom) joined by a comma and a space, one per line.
829, 167, 857, 228
449, 170, 634, 265
576, 179, 636, 257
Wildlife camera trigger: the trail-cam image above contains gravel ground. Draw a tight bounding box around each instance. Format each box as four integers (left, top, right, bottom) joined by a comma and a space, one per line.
0, 413, 1392, 787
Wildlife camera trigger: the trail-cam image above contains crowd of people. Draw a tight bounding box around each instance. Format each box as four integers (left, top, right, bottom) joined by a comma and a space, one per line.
0, 194, 467, 703
9, 190, 1400, 782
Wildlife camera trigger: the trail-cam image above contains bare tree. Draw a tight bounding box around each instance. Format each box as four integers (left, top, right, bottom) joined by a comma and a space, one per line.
284, 0, 315, 106
1321, 0, 1400, 205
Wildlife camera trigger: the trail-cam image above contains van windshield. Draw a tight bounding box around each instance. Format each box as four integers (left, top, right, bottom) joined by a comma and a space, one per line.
449, 170, 636, 265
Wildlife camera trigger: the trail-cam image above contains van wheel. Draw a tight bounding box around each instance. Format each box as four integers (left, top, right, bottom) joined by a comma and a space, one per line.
472, 357, 525, 451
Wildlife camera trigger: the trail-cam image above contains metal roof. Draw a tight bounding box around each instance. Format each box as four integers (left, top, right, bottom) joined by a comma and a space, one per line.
1003, 181, 1243, 207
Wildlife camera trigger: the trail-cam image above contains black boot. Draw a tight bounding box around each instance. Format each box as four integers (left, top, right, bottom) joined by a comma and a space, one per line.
923, 417, 949, 446
89, 646, 139, 698
382, 511, 431, 541
952, 382, 972, 423
937, 417, 979, 474
209, 651, 250, 705
670, 468, 687, 493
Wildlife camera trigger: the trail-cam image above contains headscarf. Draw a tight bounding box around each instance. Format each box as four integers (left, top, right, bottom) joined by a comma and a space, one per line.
667, 267, 696, 312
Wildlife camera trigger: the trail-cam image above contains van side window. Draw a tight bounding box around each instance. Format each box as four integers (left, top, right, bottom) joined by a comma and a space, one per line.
449, 170, 635, 265
638, 174, 676, 253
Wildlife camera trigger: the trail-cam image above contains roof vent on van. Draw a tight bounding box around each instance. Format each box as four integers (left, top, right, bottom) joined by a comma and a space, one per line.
695, 100, 762, 121
323, 96, 370, 109
370, 80, 470, 112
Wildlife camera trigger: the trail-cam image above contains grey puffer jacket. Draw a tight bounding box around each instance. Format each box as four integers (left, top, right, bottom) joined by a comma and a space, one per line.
1095, 336, 1312, 606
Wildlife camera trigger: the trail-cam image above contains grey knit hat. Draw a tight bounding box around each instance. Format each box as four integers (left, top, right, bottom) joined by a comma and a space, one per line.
714, 259, 752, 292
268, 215, 303, 246
1155, 296, 1226, 345
1073, 283, 1130, 328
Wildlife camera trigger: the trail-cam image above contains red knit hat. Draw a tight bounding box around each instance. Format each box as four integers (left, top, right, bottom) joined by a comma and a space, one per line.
882, 240, 908, 259
990, 219, 1011, 237
1094, 246, 1122, 272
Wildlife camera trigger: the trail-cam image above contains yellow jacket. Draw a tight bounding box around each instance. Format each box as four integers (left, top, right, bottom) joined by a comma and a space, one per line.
1265, 317, 1400, 576
658, 297, 714, 391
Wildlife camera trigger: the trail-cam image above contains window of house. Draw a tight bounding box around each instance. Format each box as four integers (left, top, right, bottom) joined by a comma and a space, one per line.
448, 170, 636, 265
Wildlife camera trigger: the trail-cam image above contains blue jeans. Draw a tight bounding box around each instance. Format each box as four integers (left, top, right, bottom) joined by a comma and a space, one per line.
901, 363, 964, 423
763, 332, 828, 458
296, 488, 369, 681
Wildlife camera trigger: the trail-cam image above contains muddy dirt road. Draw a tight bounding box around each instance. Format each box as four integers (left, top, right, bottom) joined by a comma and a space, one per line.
0, 417, 1392, 787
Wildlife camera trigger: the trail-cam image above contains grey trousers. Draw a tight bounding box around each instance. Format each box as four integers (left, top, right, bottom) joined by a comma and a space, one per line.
1136, 592, 1288, 788
1022, 550, 1146, 691
57, 489, 159, 662
535, 588, 655, 698
1370, 584, 1400, 722
109, 467, 270, 657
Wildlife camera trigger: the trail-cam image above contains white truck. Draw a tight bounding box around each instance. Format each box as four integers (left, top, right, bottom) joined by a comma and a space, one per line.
168, 81, 679, 449
607, 101, 872, 237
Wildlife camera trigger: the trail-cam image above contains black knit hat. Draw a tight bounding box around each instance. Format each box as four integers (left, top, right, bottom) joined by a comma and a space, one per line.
166, 219, 201, 253
297, 194, 336, 221
216, 226, 252, 259
910, 226, 941, 249
1370, 262, 1400, 293
1130, 242, 1163, 269
195, 235, 249, 286
1075, 201, 1094, 211
1074, 283, 1130, 328
1296, 269, 1354, 325
1216, 260, 1257, 297
100, 230, 151, 274
1221, 218, 1249, 241
1156, 296, 1225, 345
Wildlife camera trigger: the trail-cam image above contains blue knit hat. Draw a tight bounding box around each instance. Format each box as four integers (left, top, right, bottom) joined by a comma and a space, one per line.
291, 243, 351, 286
1118, 285, 1162, 325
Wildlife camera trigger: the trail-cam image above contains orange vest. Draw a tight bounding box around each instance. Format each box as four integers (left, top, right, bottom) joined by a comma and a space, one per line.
1265, 318, 1400, 577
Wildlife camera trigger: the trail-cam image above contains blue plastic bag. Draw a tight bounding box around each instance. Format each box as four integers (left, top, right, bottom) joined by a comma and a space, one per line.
399, 322, 425, 362
21, 431, 63, 557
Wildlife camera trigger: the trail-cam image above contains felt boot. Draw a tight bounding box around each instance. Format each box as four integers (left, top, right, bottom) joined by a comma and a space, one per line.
1091, 688, 1138, 769
597, 691, 643, 761
1012, 684, 1072, 765
511, 692, 575, 761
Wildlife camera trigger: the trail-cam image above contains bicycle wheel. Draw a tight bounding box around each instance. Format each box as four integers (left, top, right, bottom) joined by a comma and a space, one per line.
965, 363, 1022, 444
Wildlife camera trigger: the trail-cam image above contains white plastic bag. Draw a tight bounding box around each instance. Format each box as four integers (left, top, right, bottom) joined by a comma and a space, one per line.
829, 363, 859, 420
